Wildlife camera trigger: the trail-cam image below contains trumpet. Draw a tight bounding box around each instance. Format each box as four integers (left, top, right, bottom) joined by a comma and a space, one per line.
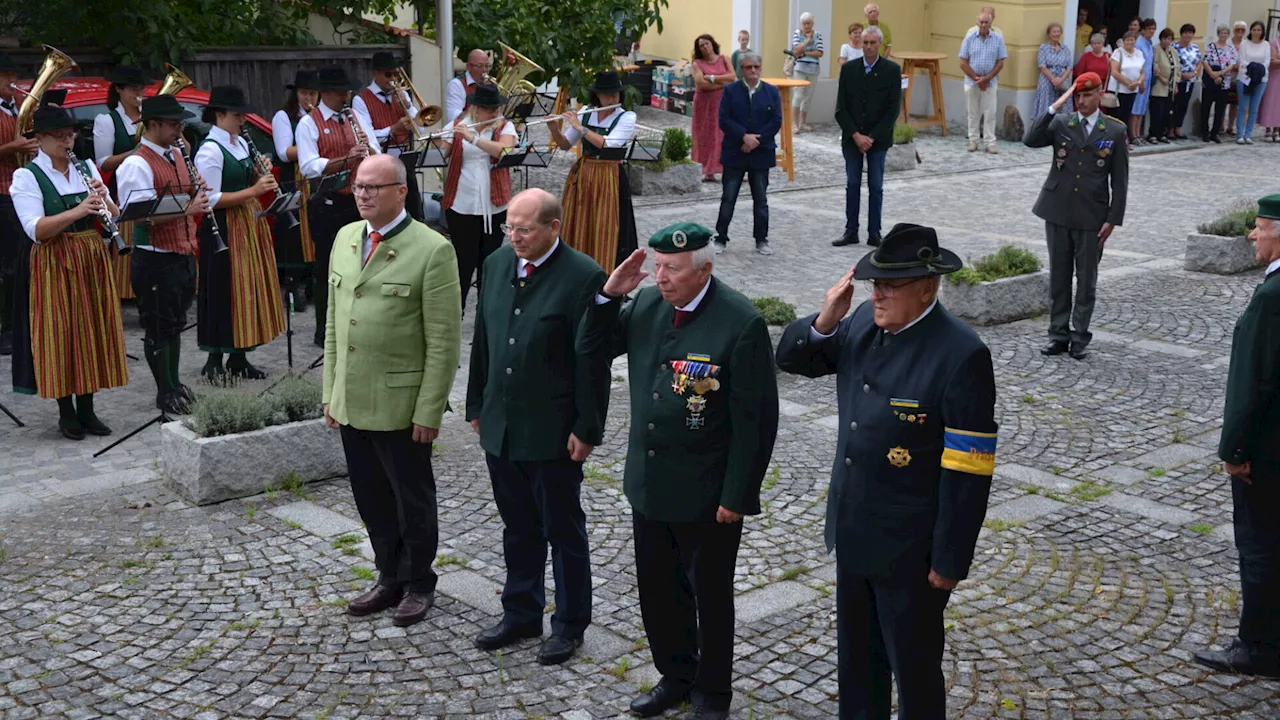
339, 107, 379, 155
174, 137, 227, 253
66, 149, 129, 255
524, 104, 623, 128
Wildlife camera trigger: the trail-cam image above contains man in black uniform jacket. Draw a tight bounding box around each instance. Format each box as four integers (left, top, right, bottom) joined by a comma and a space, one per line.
777, 223, 998, 720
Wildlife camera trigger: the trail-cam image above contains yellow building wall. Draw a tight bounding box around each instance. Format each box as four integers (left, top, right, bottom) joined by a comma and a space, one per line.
1226, 0, 1272, 26
926, 0, 1066, 91
831, 2, 929, 78
639, 0, 735, 64
1167, 0, 1210, 38
761, 0, 792, 77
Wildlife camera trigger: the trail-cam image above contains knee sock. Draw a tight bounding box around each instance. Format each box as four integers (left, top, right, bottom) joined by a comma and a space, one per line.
144, 340, 172, 393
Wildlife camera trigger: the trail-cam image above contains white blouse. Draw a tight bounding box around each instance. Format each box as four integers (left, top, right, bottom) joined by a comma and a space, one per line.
92, 104, 138, 166
450, 119, 518, 218
1238, 40, 1271, 84
271, 109, 303, 163
563, 109, 637, 148
194, 126, 250, 208
12, 150, 106, 243
1111, 48, 1145, 93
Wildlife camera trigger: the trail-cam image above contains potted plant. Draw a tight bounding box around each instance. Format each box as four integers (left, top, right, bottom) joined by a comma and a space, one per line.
885, 123, 919, 172
940, 245, 1049, 326
161, 376, 346, 505
1184, 201, 1262, 274
627, 127, 701, 195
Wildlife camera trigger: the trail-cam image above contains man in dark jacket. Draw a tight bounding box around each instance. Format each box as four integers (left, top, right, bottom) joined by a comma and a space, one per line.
466, 188, 610, 665
777, 223, 998, 719
713, 52, 782, 257
833, 26, 901, 248
1193, 194, 1280, 679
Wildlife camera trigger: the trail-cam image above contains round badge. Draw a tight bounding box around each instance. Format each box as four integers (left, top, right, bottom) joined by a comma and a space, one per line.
323, 128, 332, 135
672, 230, 688, 248
1057, 148, 1067, 158
1097, 158, 1105, 167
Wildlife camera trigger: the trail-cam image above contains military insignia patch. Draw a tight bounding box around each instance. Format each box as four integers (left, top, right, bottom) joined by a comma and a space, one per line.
686, 394, 707, 413
686, 415, 705, 429
672, 229, 688, 248
887, 447, 912, 468
889, 398, 920, 409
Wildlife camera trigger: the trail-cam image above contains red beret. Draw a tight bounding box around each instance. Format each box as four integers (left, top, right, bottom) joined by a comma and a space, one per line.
1074, 72, 1103, 92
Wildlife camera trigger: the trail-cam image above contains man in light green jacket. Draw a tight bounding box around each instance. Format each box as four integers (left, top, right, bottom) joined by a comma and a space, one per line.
322, 154, 461, 627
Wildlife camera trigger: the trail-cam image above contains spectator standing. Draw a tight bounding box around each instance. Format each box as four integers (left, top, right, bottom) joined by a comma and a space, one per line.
1172, 24, 1202, 139
691, 34, 735, 182
1227, 22, 1247, 135
832, 27, 900, 248
1110, 31, 1146, 140
965, 6, 1003, 38
839, 23, 864, 67
790, 14, 824, 132
1258, 19, 1280, 141
1076, 33, 1113, 90
1236, 21, 1270, 143
1201, 25, 1237, 143
731, 30, 752, 77
1131, 19, 1157, 145
1075, 7, 1094, 58
958, 11, 1008, 154
1148, 28, 1180, 143
1034, 23, 1074, 120
864, 3, 892, 56
714, 53, 781, 256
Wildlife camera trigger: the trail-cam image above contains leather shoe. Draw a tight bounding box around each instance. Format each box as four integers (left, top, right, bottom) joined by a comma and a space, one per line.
1194, 640, 1280, 678
1069, 344, 1089, 360
831, 231, 860, 247
630, 678, 691, 717
391, 591, 435, 626
536, 634, 583, 665
347, 584, 404, 617
866, 233, 883, 247
1040, 341, 1068, 356
474, 621, 542, 650
694, 708, 729, 720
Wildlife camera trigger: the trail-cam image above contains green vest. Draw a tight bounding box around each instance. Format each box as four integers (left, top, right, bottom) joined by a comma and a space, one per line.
25, 161, 95, 234
108, 109, 137, 155
582, 111, 624, 159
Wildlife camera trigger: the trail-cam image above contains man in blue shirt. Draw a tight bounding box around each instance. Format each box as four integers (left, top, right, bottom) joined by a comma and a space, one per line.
958, 11, 1008, 153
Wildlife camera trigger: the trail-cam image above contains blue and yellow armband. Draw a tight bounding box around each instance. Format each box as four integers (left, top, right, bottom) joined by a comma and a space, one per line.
940, 428, 997, 476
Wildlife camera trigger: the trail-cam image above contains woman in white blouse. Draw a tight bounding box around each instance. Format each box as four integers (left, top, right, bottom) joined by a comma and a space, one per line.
435, 83, 517, 313
1235, 20, 1271, 143
1110, 31, 1146, 141
839, 23, 864, 67
11, 98, 127, 439
192, 85, 283, 381
92, 64, 147, 300
270, 69, 319, 311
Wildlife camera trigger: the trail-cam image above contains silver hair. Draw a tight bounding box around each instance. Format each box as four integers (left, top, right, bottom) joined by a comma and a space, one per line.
688, 245, 715, 271
1090, 32, 1105, 43
739, 51, 763, 66
1216, 24, 1230, 35
1233, 20, 1247, 29
799, 12, 814, 24
862, 26, 884, 43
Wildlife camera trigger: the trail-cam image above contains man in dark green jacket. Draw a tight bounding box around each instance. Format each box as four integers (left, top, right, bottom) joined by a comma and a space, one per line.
833, 26, 901, 248
1194, 194, 1280, 679
582, 222, 778, 720
466, 189, 609, 666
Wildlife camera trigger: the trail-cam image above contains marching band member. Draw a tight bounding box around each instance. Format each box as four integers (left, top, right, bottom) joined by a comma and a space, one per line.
194, 85, 284, 380
271, 69, 319, 312
353, 51, 423, 220
116, 95, 209, 415
437, 83, 516, 312
548, 70, 638, 273
0, 53, 38, 357
93, 65, 148, 301
296, 65, 380, 347
445, 49, 491, 124
10, 93, 128, 439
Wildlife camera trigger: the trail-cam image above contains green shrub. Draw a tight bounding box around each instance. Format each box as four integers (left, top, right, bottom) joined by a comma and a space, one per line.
752, 297, 798, 326
948, 245, 1043, 286
663, 127, 693, 163
893, 123, 916, 144
186, 391, 274, 438
266, 376, 323, 423
1197, 201, 1258, 237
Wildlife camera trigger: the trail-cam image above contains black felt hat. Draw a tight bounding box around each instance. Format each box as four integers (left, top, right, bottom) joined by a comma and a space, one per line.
587, 71, 624, 94
465, 83, 507, 109
287, 69, 318, 90
0, 54, 20, 74
371, 51, 400, 71
853, 223, 963, 279
206, 85, 251, 113
28, 90, 77, 135
314, 65, 360, 91
141, 94, 196, 122
107, 64, 149, 86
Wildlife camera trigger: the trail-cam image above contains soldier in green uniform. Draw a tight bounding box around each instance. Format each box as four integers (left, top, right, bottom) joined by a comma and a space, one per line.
1024, 71, 1129, 360
582, 223, 779, 720
1193, 194, 1280, 679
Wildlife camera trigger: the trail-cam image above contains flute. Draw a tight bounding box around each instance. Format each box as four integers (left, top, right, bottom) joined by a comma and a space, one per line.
174, 137, 227, 253
66, 149, 129, 255
523, 104, 624, 128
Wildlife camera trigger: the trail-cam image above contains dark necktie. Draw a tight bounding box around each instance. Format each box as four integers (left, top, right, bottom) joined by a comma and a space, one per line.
1, 101, 13, 115
523, 263, 536, 278
673, 309, 691, 328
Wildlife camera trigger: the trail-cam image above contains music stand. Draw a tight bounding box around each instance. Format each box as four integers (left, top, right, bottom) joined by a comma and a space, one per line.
0, 401, 22, 428
257, 190, 303, 220
415, 145, 450, 169
627, 132, 666, 163
310, 171, 350, 204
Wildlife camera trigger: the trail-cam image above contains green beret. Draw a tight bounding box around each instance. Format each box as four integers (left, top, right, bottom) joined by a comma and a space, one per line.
1259, 194, 1280, 221
648, 222, 713, 254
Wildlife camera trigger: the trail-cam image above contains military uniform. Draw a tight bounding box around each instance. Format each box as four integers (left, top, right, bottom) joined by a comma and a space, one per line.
1023, 72, 1128, 355
582, 223, 778, 716
776, 223, 997, 720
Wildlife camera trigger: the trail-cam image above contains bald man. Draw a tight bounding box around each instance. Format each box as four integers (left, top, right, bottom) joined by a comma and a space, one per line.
445, 49, 493, 124
965, 6, 1003, 38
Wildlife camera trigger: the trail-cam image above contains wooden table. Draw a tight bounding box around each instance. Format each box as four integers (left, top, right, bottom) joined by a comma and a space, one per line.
766, 77, 810, 182
896, 52, 949, 136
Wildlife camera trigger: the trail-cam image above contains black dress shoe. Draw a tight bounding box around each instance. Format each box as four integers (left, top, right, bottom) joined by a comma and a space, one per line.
1069, 344, 1089, 360
156, 390, 189, 416
58, 417, 87, 441
536, 635, 583, 665
866, 232, 883, 247
630, 678, 691, 718
831, 231, 860, 247
693, 708, 729, 720
1040, 341, 1068, 356
1194, 640, 1280, 678
347, 584, 404, 617
391, 591, 435, 626
474, 621, 542, 650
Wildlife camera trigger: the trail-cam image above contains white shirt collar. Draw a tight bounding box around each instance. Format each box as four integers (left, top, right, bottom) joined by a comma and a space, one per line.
890, 298, 938, 335
518, 239, 560, 273
1079, 108, 1101, 128
206, 125, 242, 151
139, 137, 173, 155
319, 101, 341, 121
1267, 258, 1280, 277
676, 278, 712, 312
0, 97, 15, 115
366, 208, 408, 238
31, 150, 66, 178
367, 81, 391, 101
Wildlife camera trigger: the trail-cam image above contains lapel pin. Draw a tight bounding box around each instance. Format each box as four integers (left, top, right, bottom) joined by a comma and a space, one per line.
387, 250, 396, 260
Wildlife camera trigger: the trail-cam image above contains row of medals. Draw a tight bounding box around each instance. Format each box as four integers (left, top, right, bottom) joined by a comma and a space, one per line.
670, 362, 720, 431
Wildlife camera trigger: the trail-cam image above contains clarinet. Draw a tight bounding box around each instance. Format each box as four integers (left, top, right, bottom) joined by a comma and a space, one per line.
241, 131, 274, 179
174, 137, 227, 253
66, 150, 129, 256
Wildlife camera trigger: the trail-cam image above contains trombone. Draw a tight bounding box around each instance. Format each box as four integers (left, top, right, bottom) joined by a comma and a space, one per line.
388, 68, 443, 142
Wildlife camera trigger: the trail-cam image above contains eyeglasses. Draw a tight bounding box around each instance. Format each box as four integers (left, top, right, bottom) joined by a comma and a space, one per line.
740, 64, 762, 70
861, 278, 925, 297
46, 129, 77, 140
468, 62, 492, 70
351, 182, 402, 197
500, 223, 542, 237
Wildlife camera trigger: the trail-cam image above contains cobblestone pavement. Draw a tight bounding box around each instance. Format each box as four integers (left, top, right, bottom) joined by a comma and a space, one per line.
1, 134, 1278, 718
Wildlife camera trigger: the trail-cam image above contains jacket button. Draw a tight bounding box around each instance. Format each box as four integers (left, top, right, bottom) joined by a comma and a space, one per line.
648, 422, 655, 430
350, 319, 356, 325
863, 384, 870, 393
348, 344, 355, 352
508, 338, 515, 345
850, 421, 858, 431
505, 367, 512, 375
392, 289, 399, 296
652, 392, 660, 400
355, 291, 362, 298
647, 449, 655, 457
514, 308, 522, 315
845, 457, 853, 467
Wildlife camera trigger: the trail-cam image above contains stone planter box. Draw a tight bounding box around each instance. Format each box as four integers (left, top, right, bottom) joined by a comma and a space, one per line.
885, 142, 917, 172
1183, 233, 1263, 274
162, 419, 346, 505
626, 161, 702, 195
942, 269, 1050, 326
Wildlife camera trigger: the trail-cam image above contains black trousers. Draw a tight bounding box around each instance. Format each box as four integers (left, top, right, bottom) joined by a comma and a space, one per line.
1115, 92, 1136, 131
633, 509, 743, 712
486, 452, 592, 638
400, 155, 424, 222
1172, 82, 1195, 131
339, 424, 439, 593
1149, 95, 1174, 138
715, 166, 770, 243
0, 193, 19, 335
1232, 476, 1280, 656
308, 194, 360, 343
445, 209, 505, 312
131, 249, 197, 343
1201, 80, 1228, 138
837, 559, 951, 720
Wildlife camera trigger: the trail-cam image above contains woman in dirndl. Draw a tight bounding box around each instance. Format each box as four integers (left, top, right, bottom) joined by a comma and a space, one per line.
93, 64, 147, 300
270, 69, 319, 311
548, 70, 638, 273
194, 85, 285, 381
11, 95, 128, 439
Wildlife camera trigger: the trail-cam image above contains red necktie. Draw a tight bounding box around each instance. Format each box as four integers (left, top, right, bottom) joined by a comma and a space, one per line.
364, 231, 382, 267
674, 309, 691, 328
523, 263, 536, 278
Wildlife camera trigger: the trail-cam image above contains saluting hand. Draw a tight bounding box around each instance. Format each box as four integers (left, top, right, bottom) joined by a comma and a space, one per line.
602, 248, 650, 298
814, 267, 856, 335
1051, 87, 1074, 111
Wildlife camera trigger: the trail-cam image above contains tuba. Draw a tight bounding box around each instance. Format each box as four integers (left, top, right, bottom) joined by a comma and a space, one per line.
134, 63, 193, 141
15, 46, 78, 159
490, 42, 542, 119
